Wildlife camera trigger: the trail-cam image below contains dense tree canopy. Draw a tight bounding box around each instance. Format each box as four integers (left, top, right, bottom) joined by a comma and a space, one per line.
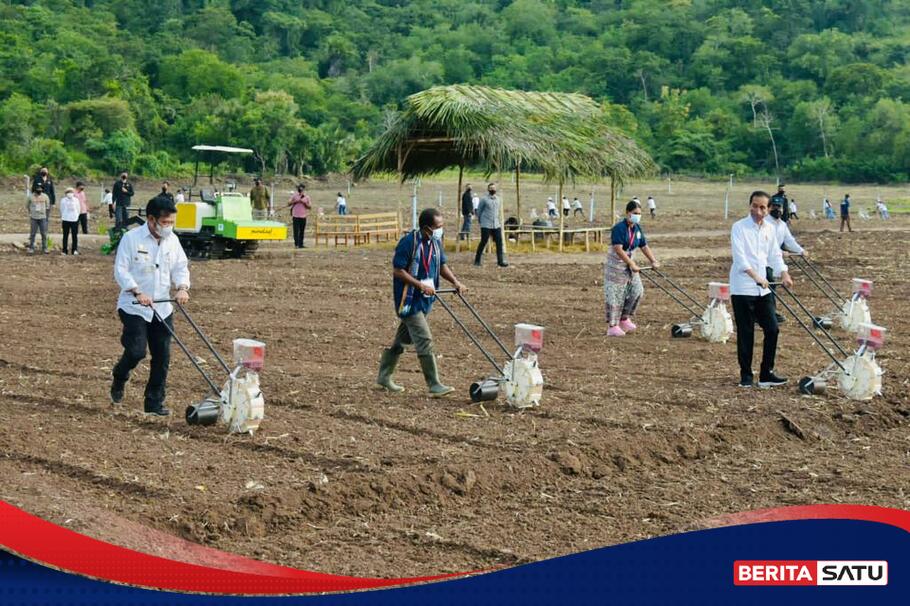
1, 0, 909, 182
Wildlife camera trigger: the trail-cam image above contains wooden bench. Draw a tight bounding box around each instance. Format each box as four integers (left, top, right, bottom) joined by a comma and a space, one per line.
355, 213, 401, 244
314, 215, 359, 246
510, 226, 607, 252
314, 212, 401, 246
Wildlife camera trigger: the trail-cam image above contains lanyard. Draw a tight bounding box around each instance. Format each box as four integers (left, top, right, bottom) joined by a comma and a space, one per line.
627, 225, 636, 251
421, 238, 434, 276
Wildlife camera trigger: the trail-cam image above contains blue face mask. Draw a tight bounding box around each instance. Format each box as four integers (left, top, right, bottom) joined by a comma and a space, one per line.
628, 213, 641, 224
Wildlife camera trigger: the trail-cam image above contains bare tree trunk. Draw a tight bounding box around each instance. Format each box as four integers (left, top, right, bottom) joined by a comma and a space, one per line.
819, 117, 829, 158
515, 163, 521, 225
764, 120, 780, 179
637, 69, 649, 102
610, 174, 616, 221
558, 182, 564, 252
756, 110, 780, 179
455, 163, 463, 253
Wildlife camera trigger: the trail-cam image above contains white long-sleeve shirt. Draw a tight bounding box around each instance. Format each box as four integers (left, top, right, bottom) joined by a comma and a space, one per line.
59, 194, 81, 222
770, 216, 804, 255
114, 224, 190, 322
729, 215, 786, 297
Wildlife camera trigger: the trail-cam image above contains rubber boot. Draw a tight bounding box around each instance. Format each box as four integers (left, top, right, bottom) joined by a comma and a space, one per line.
376, 347, 405, 392
417, 354, 454, 398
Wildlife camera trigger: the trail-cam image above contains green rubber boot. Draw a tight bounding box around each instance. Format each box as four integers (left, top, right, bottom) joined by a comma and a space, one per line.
376, 348, 404, 392
417, 354, 454, 398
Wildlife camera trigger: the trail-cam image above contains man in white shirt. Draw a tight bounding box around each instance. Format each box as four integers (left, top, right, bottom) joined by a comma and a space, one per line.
561, 196, 570, 217
110, 197, 190, 415
571, 196, 584, 218
647, 196, 656, 218
546, 197, 557, 219
729, 191, 792, 389
103, 188, 114, 218
876, 199, 890, 219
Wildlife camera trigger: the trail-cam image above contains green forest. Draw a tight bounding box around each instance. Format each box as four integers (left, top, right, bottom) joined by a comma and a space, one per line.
2, 0, 910, 182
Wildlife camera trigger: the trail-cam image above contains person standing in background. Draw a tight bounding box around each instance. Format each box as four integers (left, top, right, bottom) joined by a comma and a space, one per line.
32, 167, 56, 220
75, 181, 89, 234
103, 188, 114, 218
770, 184, 789, 223
562, 195, 571, 217
474, 183, 508, 268
288, 183, 311, 248
26, 185, 49, 254
59, 187, 81, 255
112, 172, 135, 229
647, 196, 657, 218
460, 184, 473, 240
336, 192, 348, 215
789, 198, 799, 220
249, 177, 270, 220
840, 194, 853, 233
823, 197, 834, 220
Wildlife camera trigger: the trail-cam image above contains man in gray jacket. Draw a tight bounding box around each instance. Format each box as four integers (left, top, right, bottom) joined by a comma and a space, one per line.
473, 182, 509, 267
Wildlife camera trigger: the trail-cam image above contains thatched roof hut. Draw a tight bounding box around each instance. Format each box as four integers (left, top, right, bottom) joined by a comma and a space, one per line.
351, 84, 654, 184
351, 85, 656, 248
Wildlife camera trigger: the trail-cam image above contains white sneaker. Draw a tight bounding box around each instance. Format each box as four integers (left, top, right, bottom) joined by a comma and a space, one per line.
73, 250, 80, 256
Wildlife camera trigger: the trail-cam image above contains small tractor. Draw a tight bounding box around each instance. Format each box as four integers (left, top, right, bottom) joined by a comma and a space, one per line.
175, 145, 287, 258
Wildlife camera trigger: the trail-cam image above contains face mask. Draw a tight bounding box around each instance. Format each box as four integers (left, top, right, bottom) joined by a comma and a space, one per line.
628, 213, 641, 224
770, 208, 782, 219
432, 227, 444, 240
489, 190, 496, 196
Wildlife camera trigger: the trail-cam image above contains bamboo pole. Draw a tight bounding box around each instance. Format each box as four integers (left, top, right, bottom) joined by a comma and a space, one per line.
610, 174, 616, 221
558, 181, 564, 252
515, 162, 521, 226
455, 163, 464, 253
396, 144, 403, 231
498, 169, 507, 256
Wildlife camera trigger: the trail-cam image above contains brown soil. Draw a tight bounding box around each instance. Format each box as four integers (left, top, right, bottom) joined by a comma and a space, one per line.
1, 187, 908, 578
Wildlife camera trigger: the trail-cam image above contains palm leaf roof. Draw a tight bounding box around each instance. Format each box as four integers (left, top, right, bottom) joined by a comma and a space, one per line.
350, 84, 655, 184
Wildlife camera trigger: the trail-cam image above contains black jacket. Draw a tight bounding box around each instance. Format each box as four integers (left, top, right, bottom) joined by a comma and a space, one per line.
112, 180, 135, 206
461, 189, 473, 216
32, 175, 55, 205
770, 192, 790, 222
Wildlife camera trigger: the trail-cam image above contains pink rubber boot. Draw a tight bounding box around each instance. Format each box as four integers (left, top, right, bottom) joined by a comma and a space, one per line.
607, 325, 626, 337
619, 318, 637, 333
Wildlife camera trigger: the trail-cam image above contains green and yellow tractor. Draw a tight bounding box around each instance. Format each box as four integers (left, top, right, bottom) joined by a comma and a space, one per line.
175, 145, 287, 258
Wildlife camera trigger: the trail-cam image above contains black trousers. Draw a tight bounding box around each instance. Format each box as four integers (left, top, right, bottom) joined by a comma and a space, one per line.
474, 227, 504, 264
292, 217, 307, 247
112, 310, 173, 409
62, 220, 78, 253
78, 213, 88, 234
731, 293, 779, 381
